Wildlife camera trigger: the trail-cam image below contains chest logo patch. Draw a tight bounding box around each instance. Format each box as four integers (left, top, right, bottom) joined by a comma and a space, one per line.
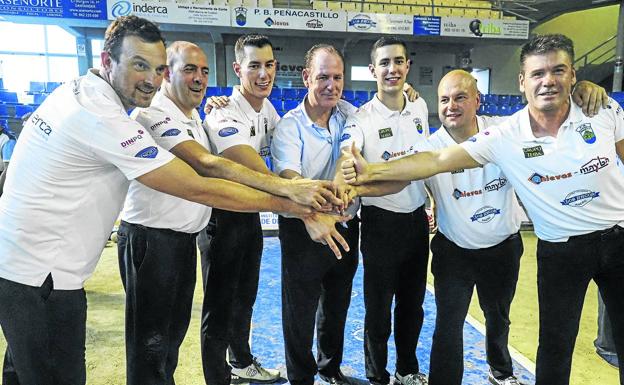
470, 206, 501, 223
161, 129, 181, 137
523, 145, 544, 158
413, 118, 423, 134
219, 127, 239, 137
378, 127, 393, 139
576, 123, 596, 144
187, 129, 195, 139
250, 125, 256, 137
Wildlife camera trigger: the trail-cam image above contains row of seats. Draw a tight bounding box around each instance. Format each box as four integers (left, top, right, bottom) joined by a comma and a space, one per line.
27, 81, 62, 95
0, 103, 37, 119
312, 1, 509, 19
184, 0, 274, 7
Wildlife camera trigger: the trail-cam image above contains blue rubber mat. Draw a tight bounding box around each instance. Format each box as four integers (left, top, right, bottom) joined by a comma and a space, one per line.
251, 237, 536, 385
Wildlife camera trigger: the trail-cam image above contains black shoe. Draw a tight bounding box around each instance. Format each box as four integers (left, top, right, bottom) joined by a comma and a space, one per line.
319, 370, 351, 385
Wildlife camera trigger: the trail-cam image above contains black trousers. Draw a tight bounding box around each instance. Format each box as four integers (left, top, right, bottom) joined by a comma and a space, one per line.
279, 216, 360, 385
360, 205, 430, 383
2, 346, 18, 385
596, 292, 618, 361
117, 221, 198, 385
428, 232, 523, 385
535, 225, 624, 385
199, 210, 263, 385
0, 274, 86, 385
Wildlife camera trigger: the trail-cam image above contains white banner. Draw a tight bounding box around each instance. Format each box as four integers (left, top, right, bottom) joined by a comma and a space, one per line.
260, 212, 279, 231
347, 12, 413, 35
440, 17, 529, 39
232, 6, 347, 32
107, 0, 230, 26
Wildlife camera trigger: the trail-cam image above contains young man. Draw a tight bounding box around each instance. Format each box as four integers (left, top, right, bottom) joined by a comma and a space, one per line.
340, 36, 430, 385
0, 17, 309, 385
343, 34, 624, 385
271, 44, 360, 385
118, 41, 335, 385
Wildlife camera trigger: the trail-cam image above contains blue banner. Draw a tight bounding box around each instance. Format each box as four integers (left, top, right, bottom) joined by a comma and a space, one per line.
0, 0, 107, 20
413, 15, 440, 36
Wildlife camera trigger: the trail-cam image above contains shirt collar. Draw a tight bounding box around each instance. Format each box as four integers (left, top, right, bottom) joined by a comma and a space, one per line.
231, 86, 262, 117
370, 93, 409, 119
297, 95, 343, 131
519, 97, 582, 142
86, 69, 126, 111
150, 91, 201, 124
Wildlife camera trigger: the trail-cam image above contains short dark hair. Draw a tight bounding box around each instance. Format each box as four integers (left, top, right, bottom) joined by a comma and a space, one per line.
103, 16, 165, 63
235, 34, 273, 63
370, 36, 408, 64
520, 34, 575, 69
304, 44, 344, 69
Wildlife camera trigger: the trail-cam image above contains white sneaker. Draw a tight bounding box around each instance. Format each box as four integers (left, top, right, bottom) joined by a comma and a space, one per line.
394, 372, 428, 385
231, 357, 280, 383
488, 371, 521, 385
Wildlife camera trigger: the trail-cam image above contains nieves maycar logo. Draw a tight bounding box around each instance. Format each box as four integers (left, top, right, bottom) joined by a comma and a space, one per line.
111, 1, 131, 16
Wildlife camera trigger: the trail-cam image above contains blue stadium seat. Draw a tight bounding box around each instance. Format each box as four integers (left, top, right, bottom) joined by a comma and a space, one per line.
282, 88, 297, 100
342, 90, 354, 102
283, 99, 298, 112
29, 81, 46, 94
509, 95, 522, 106
205, 87, 219, 97
33, 93, 47, 105
355, 90, 369, 102
45, 82, 61, 93
478, 103, 486, 115
498, 95, 510, 106
430, 126, 440, 134
0, 79, 4, 90
0, 104, 9, 118
221, 86, 233, 96
15, 104, 34, 118
485, 103, 499, 115
351, 99, 364, 108
480, 94, 485, 103
270, 88, 282, 100
610, 92, 624, 106
483, 94, 498, 105
498, 104, 511, 115
269, 99, 282, 112
511, 103, 525, 113
296, 88, 307, 100
369, 90, 377, 100
0, 91, 18, 104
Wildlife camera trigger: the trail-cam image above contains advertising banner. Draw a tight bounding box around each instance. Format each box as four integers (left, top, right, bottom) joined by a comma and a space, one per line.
260, 212, 279, 231
232, 6, 346, 32
0, 0, 107, 19
413, 15, 440, 36
107, 0, 230, 26
440, 16, 529, 39
346, 12, 412, 35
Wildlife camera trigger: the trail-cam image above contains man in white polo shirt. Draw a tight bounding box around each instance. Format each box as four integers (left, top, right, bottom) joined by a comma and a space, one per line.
342, 34, 624, 385
0, 17, 310, 385
118, 41, 337, 385
339, 36, 430, 385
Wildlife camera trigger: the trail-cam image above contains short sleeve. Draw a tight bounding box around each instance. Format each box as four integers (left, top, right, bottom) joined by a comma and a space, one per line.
414, 137, 434, 153
271, 117, 303, 175
610, 98, 624, 142
459, 125, 502, 166
341, 112, 365, 152
89, 115, 175, 181
205, 108, 251, 154
133, 109, 194, 151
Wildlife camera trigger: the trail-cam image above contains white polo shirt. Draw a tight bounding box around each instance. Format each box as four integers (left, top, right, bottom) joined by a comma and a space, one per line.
205, 87, 280, 157
461, 98, 624, 242
423, 115, 523, 249
0, 70, 174, 289
342, 94, 429, 213
121, 92, 213, 234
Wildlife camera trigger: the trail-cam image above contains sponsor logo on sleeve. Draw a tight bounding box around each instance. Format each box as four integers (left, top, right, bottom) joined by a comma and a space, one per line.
413, 118, 423, 134
135, 146, 159, 159
470, 206, 501, 223
121, 130, 145, 148
161, 129, 181, 137
149, 117, 171, 130
523, 145, 544, 158
484, 177, 508, 192
31, 114, 53, 137
219, 127, 239, 137
576, 123, 596, 144
340, 133, 351, 142
560, 189, 600, 207
453, 188, 483, 200
579, 156, 609, 174
528, 172, 573, 185
378, 127, 393, 139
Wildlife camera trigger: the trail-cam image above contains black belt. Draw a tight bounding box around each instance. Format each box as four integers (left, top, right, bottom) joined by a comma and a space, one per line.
568, 225, 623, 242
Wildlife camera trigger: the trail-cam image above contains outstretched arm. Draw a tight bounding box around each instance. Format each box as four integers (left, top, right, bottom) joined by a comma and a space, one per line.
342, 142, 480, 184
137, 157, 311, 217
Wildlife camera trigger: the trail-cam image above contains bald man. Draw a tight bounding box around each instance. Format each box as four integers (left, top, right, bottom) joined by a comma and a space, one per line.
421, 70, 525, 385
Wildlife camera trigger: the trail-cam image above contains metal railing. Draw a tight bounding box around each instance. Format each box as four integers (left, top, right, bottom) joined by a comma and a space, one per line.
575, 35, 617, 69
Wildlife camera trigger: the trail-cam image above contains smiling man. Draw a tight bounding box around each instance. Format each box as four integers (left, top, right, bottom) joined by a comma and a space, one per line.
343, 34, 624, 385
0, 17, 312, 385
339, 36, 430, 385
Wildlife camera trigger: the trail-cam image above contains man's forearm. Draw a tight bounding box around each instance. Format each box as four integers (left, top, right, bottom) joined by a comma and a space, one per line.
369, 152, 439, 182
355, 181, 409, 197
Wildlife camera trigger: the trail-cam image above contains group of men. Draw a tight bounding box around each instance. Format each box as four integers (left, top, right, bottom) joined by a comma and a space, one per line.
0, 13, 619, 385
